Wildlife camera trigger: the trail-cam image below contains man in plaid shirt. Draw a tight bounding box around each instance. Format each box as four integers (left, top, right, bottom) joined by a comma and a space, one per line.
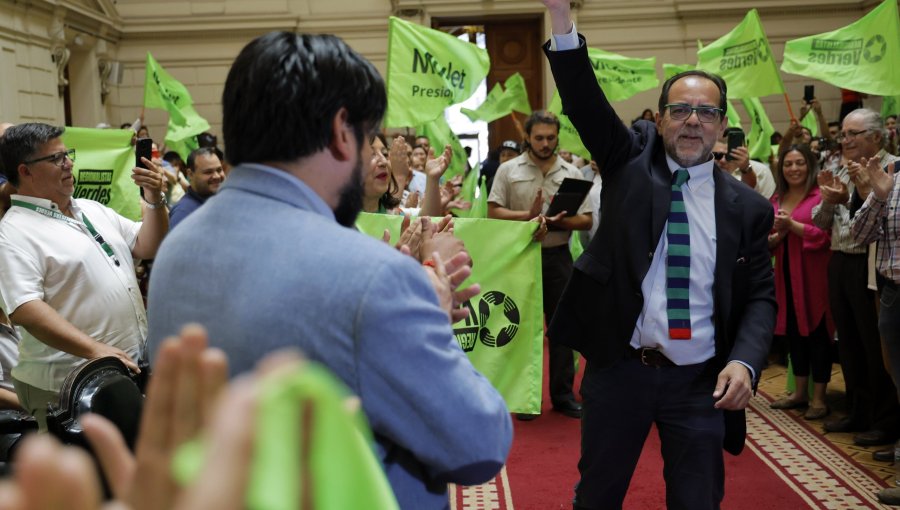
850, 156, 900, 506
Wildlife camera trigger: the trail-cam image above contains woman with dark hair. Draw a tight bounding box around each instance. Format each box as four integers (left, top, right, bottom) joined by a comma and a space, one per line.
363, 135, 401, 213
768, 144, 833, 419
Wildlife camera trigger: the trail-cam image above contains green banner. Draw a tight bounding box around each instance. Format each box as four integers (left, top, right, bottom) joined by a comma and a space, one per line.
697, 9, 784, 99
460, 73, 532, 123
587, 47, 659, 102
741, 98, 776, 161
385, 16, 490, 128
144, 53, 210, 160
726, 100, 742, 128
800, 109, 819, 137
663, 63, 695, 80
782, 0, 900, 96
417, 114, 469, 180
548, 91, 590, 160
355, 214, 543, 414
63, 127, 141, 221
882, 95, 900, 119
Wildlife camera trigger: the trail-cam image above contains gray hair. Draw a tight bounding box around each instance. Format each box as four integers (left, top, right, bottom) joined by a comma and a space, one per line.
846, 108, 888, 149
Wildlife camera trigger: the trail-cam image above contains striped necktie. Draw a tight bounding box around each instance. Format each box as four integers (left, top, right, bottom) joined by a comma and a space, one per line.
667, 168, 691, 340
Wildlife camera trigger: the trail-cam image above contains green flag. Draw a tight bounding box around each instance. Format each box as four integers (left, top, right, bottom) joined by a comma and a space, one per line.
355, 214, 543, 414
882, 96, 900, 119
451, 165, 480, 217
741, 98, 776, 160
470, 176, 488, 219
725, 100, 742, 128
174, 363, 399, 510
548, 91, 590, 160
460, 73, 532, 123
800, 109, 819, 137
782, 0, 900, 96
63, 127, 141, 221
697, 9, 784, 98
144, 53, 210, 159
586, 47, 658, 101
663, 63, 695, 80
417, 114, 469, 180
386, 16, 490, 127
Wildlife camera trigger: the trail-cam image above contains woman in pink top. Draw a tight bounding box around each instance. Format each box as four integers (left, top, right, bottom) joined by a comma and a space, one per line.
767, 144, 833, 419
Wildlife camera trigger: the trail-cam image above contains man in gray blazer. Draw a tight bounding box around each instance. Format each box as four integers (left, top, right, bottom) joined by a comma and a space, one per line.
147, 32, 512, 510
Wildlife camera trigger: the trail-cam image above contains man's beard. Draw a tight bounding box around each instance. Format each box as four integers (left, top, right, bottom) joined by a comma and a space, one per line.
333, 158, 364, 227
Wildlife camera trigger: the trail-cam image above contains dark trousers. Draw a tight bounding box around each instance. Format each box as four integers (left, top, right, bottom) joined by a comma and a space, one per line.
543, 245, 576, 405
830, 253, 899, 430
779, 244, 832, 383
574, 358, 725, 510
879, 279, 900, 407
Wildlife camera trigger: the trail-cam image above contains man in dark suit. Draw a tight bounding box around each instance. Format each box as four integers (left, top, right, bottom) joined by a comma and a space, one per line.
539, 2, 776, 509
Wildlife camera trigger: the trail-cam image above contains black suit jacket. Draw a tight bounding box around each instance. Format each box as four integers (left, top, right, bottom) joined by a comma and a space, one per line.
543, 39, 776, 454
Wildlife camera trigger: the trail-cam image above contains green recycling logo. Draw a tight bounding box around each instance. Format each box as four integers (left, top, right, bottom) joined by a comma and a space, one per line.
453, 290, 520, 352
756, 39, 770, 62
864, 35, 886, 63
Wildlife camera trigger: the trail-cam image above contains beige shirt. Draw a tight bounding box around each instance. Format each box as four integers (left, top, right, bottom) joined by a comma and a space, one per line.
488, 152, 592, 248
730, 160, 776, 199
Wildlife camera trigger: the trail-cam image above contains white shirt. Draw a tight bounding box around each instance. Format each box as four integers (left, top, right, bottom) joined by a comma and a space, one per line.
629, 156, 717, 366
0, 320, 19, 393
731, 160, 776, 199
0, 195, 146, 391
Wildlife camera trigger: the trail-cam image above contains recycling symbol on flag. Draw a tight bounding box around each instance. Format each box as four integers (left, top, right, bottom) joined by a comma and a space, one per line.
864, 35, 886, 63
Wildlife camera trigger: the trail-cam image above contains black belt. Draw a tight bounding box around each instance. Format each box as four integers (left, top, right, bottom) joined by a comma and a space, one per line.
628, 347, 676, 368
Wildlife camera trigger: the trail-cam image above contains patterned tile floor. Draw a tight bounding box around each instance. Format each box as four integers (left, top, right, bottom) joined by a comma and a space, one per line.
758, 362, 897, 484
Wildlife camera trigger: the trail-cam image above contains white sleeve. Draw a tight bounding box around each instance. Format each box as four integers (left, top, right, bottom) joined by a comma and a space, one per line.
549, 22, 579, 52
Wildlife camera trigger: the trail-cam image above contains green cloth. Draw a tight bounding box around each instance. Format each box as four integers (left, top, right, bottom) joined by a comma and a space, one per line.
355, 214, 543, 414
663, 63, 695, 80
741, 98, 776, 161
460, 72, 532, 123
725, 100, 742, 128
800, 109, 819, 137
882, 95, 900, 119
781, 0, 900, 96
451, 165, 483, 218
385, 16, 490, 128
697, 9, 784, 99
143, 53, 210, 160
548, 91, 590, 160
62, 127, 141, 221
548, 47, 657, 160
172, 363, 399, 510
417, 114, 469, 180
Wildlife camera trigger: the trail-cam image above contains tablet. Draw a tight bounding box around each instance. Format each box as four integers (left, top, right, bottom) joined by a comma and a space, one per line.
546, 177, 593, 217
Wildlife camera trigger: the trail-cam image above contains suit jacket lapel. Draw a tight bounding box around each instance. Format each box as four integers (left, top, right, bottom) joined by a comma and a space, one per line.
650, 148, 671, 244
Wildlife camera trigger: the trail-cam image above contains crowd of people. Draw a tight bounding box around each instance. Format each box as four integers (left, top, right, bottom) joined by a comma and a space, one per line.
0, 0, 898, 508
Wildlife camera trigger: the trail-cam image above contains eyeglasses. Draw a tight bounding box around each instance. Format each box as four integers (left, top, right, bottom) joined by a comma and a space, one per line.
836, 129, 870, 143
663, 104, 724, 123
23, 148, 76, 167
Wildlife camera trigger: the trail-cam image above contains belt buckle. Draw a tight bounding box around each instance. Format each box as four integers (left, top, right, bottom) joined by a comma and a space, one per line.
639, 348, 653, 367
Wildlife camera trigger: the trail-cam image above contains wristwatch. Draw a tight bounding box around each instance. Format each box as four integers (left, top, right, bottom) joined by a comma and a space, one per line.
142, 192, 168, 209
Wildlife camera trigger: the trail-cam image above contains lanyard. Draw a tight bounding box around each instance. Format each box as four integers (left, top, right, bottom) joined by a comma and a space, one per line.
11, 199, 121, 267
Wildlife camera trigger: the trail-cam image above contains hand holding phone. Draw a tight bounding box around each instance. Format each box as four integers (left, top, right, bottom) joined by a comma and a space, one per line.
726, 131, 745, 162
803, 85, 815, 104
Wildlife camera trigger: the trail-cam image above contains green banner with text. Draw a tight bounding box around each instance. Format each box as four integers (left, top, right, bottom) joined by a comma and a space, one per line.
63, 127, 141, 221
354, 214, 543, 414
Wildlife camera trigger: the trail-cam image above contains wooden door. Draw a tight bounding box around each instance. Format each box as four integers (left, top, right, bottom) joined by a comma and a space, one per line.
433, 16, 544, 154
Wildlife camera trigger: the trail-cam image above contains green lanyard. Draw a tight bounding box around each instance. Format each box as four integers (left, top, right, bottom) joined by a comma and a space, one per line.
11, 199, 121, 267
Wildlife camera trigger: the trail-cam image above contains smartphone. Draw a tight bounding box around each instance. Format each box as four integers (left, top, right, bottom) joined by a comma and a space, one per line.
725, 131, 745, 161
803, 85, 815, 104
135, 138, 152, 169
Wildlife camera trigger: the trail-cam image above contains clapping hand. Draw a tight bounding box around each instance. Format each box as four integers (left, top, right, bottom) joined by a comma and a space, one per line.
816, 169, 849, 205
863, 156, 895, 201
773, 209, 792, 233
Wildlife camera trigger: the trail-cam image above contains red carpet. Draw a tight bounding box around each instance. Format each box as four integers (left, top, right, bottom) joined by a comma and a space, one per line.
451, 346, 893, 509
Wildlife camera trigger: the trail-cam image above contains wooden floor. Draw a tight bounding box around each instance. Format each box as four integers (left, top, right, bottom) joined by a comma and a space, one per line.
758, 361, 897, 484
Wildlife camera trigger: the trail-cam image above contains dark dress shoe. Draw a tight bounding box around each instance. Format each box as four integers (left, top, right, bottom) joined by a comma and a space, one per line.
552, 400, 583, 419
873, 448, 895, 462
823, 416, 863, 433
878, 487, 900, 505
854, 429, 894, 446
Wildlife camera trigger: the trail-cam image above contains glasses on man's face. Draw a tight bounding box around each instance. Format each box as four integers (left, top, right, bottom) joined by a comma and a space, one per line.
664, 104, 723, 123
836, 129, 870, 143
23, 148, 76, 167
